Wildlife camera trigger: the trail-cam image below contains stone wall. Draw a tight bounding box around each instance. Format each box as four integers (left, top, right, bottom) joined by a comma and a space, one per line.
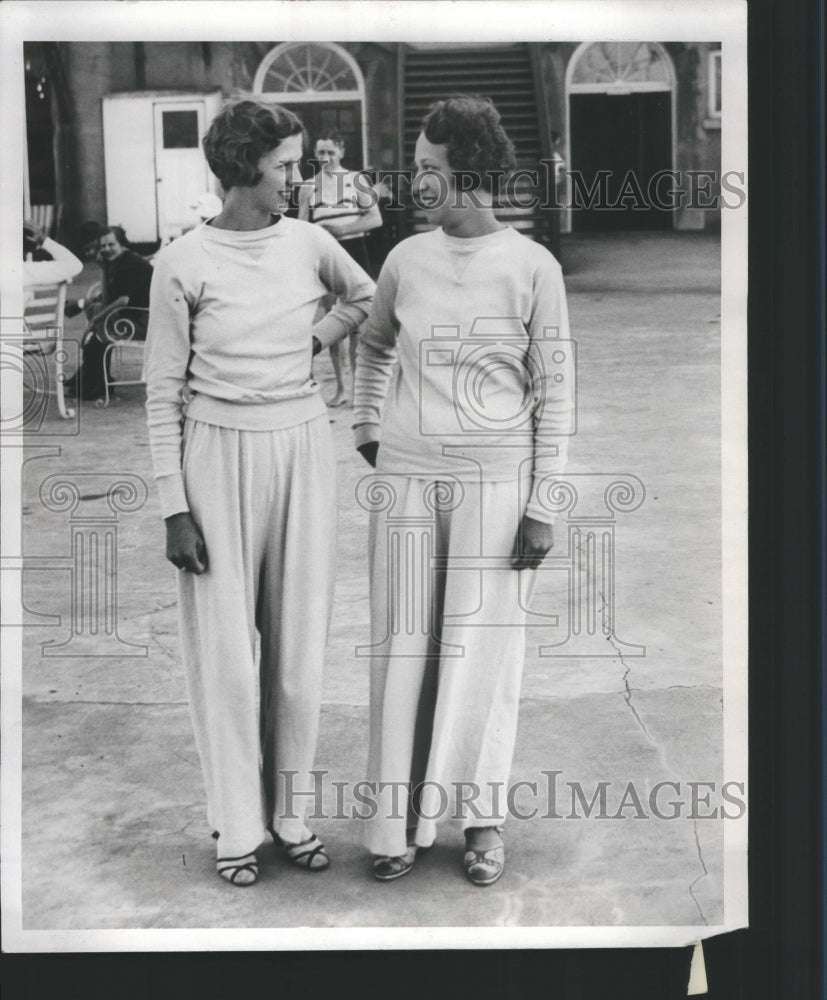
35, 39, 723, 244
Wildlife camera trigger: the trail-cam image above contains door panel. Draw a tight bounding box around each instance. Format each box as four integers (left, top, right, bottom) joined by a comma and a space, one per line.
153, 102, 211, 240
103, 98, 158, 244
570, 92, 672, 231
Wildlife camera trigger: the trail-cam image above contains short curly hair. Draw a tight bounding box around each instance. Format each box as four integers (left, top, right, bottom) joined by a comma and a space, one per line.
314, 128, 345, 149
203, 99, 304, 190
421, 94, 517, 192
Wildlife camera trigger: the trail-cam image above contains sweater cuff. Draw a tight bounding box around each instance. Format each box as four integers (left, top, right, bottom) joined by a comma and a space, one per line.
523, 499, 557, 527
353, 422, 381, 449
156, 473, 189, 519
313, 312, 349, 351
524, 476, 561, 526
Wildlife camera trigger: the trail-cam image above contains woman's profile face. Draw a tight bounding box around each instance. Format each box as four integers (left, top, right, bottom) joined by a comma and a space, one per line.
314, 139, 344, 173
252, 132, 304, 214
413, 132, 454, 225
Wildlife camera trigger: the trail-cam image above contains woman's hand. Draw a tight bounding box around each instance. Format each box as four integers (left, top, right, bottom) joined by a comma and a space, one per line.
165, 511, 208, 574
510, 514, 554, 570
357, 442, 379, 468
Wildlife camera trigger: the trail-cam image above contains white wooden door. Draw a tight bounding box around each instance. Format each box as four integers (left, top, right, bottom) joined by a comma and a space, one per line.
103, 96, 158, 243
153, 101, 211, 242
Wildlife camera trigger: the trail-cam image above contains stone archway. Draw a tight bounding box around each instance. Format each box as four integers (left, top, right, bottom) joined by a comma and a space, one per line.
253, 42, 368, 171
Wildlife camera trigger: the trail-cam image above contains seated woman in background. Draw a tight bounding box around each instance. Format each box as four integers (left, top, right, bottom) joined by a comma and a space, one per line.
65, 225, 153, 400
298, 129, 382, 406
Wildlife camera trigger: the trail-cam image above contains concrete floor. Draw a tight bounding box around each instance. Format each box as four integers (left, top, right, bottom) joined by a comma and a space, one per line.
12, 230, 732, 939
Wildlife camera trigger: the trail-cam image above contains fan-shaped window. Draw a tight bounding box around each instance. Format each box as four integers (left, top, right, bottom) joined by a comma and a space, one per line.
252, 42, 368, 171
569, 42, 673, 92
253, 42, 364, 100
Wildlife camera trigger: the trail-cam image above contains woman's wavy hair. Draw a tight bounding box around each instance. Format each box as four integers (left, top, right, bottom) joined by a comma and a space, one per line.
203, 99, 304, 190
421, 94, 517, 193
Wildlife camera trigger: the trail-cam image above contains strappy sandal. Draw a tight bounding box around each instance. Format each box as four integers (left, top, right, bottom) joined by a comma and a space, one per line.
373, 847, 417, 881
216, 852, 259, 887
463, 826, 505, 887
373, 838, 432, 882
269, 826, 330, 872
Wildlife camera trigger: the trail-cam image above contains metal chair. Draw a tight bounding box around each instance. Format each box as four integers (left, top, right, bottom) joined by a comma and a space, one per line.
23, 279, 75, 420
97, 305, 149, 407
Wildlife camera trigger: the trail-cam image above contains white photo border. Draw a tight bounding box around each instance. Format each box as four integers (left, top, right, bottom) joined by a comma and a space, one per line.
0, 0, 748, 953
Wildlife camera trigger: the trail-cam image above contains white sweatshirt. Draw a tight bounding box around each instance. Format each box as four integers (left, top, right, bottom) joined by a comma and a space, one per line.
144, 215, 374, 517
353, 226, 575, 524
22, 237, 83, 289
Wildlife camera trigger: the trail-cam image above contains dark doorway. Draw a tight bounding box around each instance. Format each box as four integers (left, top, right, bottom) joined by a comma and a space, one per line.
281, 101, 364, 220
281, 101, 364, 181
25, 73, 56, 206
570, 91, 672, 231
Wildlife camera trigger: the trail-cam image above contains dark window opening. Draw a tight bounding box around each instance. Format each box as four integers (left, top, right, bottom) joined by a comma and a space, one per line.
162, 110, 199, 149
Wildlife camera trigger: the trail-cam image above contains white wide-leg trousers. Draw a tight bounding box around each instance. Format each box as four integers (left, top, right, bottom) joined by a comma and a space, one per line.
364, 476, 536, 858
176, 414, 337, 859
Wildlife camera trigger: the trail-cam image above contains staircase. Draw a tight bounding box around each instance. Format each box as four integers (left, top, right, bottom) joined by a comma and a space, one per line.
400, 44, 556, 246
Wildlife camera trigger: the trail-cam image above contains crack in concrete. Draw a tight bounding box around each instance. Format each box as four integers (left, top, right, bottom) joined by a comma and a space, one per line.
150, 632, 177, 661
122, 600, 178, 625
171, 750, 199, 770
688, 819, 710, 925
597, 589, 654, 744
660, 683, 719, 691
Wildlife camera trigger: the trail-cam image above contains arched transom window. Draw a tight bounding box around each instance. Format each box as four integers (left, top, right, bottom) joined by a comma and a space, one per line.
253, 42, 365, 101
569, 42, 674, 92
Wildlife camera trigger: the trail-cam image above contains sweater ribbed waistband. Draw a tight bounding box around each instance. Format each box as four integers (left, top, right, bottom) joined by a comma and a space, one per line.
184, 390, 327, 431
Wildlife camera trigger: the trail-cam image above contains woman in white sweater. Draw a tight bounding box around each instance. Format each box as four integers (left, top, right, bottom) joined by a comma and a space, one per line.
144, 99, 374, 887
353, 95, 575, 886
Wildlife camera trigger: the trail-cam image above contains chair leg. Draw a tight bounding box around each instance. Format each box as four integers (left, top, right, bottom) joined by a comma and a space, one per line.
97, 345, 111, 408
54, 339, 75, 420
